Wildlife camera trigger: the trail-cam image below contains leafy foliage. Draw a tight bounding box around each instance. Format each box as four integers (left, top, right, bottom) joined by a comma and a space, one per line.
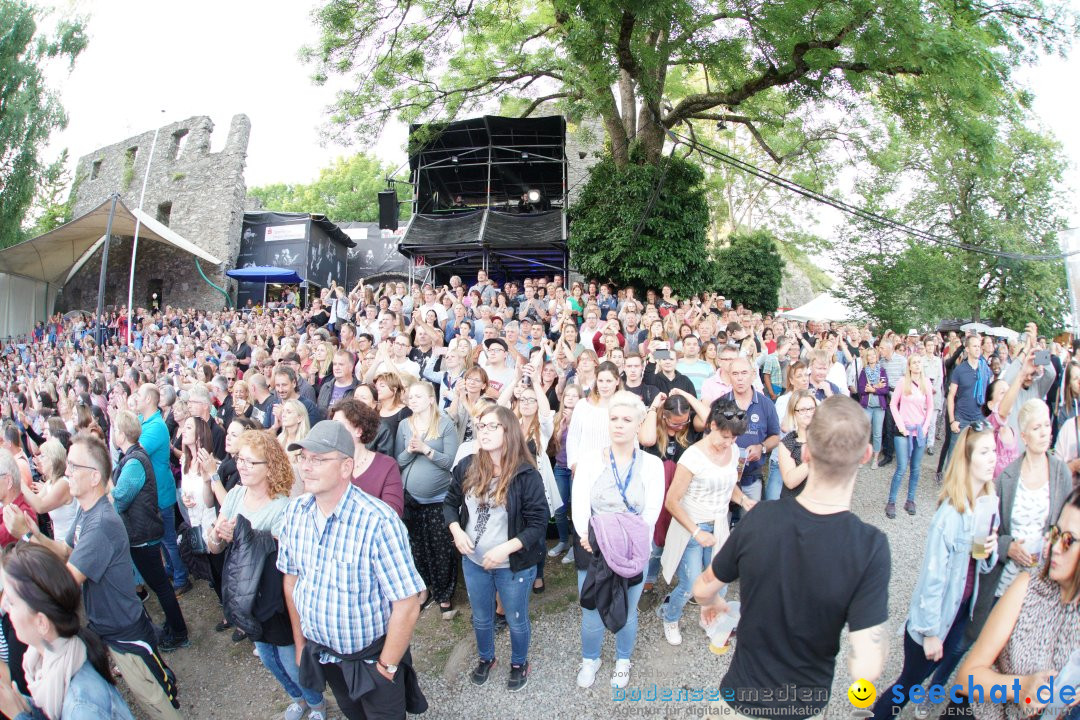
1, 0, 87, 248
839, 121, 1070, 331
248, 153, 404, 223
305, 0, 1076, 170
19, 150, 77, 241
714, 230, 785, 313
569, 152, 712, 295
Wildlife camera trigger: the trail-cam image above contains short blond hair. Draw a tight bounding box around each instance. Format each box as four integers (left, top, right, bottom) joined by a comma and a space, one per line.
113, 410, 142, 445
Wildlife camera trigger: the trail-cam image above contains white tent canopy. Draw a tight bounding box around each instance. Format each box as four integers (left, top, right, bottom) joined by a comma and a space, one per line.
0, 196, 222, 285
779, 293, 859, 323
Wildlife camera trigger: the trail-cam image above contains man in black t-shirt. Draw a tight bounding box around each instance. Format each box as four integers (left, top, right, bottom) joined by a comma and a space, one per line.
693, 395, 890, 720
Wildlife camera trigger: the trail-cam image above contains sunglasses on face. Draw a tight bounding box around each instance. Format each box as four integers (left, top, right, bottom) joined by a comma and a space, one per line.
1049, 525, 1077, 553
719, 410, 747, 421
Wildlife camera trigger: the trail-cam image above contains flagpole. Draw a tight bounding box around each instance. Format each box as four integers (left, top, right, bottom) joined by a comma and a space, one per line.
126, 110, 166, 344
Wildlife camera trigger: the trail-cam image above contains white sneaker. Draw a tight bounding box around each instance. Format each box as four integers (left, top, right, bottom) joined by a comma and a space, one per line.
561, 548, 576, 564
577, 657, 602, 688
611, 659, 631, 689
548, 541, 570, 558
307, 710, 325, 720
662, 620, 682, 646
654, 599, 682, 645
284, 702, 306, 720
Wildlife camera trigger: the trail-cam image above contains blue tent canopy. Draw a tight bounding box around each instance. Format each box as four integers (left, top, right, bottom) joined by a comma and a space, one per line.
226, 266, 303, 283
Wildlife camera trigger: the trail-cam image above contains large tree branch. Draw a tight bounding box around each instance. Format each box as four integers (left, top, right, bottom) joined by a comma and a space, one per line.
687, 113, 784, 164
664, 12, 873, 126
520, 92, 571, 118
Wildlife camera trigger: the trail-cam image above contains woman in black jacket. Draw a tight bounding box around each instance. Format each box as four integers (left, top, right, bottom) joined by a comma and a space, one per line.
445, 405, 548, 693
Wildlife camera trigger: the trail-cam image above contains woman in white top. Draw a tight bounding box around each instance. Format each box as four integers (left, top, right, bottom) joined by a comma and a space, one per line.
178, 416, 218, 547
572, 391, 664, 691
22, 438, 77, 541
658, 398, 755, 646
565, 361, 622, 474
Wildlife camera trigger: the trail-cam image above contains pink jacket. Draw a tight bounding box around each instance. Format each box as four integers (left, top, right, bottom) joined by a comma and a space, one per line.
890, 381, 934, 436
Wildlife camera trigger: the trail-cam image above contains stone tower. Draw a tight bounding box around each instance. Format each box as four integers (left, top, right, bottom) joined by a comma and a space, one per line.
61, 114, 250, 311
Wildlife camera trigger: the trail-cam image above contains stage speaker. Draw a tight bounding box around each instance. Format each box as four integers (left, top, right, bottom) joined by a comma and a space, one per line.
378, 189, 399, 231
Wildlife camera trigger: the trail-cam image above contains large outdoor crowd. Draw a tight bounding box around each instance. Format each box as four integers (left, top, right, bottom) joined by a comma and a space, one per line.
0, 272, 1075, 720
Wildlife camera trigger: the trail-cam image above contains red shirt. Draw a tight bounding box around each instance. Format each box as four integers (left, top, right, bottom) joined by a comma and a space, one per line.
0, 493, 35, 547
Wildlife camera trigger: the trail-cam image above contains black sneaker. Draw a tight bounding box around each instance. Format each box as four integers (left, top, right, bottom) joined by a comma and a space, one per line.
214, 619, 232, 633
231, 629, 248, 643
173, 580, 194, 597
470, 658, 497, 686
508, 662, 529, 692
158, 633, 190, 653
494, 613, 508, 634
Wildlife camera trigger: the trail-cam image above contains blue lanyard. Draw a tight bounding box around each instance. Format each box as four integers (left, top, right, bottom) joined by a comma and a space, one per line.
609, 448, 638, 511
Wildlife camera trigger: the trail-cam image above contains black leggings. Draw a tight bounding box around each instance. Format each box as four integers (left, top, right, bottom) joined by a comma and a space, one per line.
403, 500, 457, 605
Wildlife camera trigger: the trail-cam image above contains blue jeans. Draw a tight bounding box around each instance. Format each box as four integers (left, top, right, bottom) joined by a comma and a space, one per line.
889, 433, 926, 504
553, 465, 572, 543
578, 569, 644, 661
871, 606, 971, 720
462, 559, 536, 666
254, 641, 324, 708
662, 522, 725, 622
645, 541, 662, 585
764, 458, 782, 501
865, 406, 886, 453
159, 504, 188, 587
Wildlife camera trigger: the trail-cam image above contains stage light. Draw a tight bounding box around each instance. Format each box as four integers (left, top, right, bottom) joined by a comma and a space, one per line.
521, 151, 529, 160
527, 189, 542, 204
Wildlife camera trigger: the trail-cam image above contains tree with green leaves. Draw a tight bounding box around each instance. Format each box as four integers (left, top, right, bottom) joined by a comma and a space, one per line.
714, 230, 785, 313
306, 0, 1074, 174
839, 121, 1070, 331
248, 153, 404, 223
569, 151, 712, 296
1, 0, 86, 248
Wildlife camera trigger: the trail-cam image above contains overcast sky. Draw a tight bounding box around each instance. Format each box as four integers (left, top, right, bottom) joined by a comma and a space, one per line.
41, 0, 1080, 227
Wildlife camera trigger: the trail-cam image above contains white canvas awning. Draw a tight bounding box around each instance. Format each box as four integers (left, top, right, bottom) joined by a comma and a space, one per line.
779, 293, 859, 323
0, 196, 222, 285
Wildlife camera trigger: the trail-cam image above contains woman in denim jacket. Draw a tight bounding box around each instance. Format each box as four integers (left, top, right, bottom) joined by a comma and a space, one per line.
872, 425, 1000, 720
0, 544, 135, 720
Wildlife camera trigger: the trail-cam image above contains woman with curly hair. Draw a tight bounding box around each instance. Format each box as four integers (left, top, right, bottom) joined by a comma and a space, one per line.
207, 430, 327, 720
331, 398, 404, 517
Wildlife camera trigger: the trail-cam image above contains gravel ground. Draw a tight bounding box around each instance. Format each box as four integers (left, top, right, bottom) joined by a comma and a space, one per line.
129, 449, 943, 720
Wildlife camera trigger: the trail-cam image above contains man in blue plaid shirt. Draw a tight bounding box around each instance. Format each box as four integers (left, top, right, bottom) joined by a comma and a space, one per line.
279, 420, 427, 719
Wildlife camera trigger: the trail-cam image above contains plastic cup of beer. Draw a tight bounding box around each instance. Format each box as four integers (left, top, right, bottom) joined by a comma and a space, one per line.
707, 601, 741, 655
1024, 536, 1044, 567
971, 495, 997, 560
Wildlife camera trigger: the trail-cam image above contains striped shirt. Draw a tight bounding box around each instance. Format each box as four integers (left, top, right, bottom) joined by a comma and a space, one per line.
277, 484, 425, 661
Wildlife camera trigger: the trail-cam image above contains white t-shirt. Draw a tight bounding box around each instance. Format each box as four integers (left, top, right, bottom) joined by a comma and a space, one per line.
996, 479, 1050, 596
676, 444, 739, 524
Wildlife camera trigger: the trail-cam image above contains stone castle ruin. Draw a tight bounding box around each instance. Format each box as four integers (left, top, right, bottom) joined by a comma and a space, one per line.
60, 115, 250, 312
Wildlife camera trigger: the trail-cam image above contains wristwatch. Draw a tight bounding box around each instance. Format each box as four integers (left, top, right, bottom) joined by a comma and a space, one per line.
377, 659, 398, 675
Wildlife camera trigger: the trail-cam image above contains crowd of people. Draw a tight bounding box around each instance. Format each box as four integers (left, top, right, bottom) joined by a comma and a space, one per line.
0, 272, 1076, 720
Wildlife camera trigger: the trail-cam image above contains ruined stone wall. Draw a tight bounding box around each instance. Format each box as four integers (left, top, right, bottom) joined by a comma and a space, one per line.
61, 114, 250, 312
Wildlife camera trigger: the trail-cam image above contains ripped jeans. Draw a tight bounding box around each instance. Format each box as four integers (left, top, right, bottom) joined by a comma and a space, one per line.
462, 558, 536, 666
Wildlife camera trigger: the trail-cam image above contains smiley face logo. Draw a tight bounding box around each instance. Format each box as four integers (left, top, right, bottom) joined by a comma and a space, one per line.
848, 679, 876, 708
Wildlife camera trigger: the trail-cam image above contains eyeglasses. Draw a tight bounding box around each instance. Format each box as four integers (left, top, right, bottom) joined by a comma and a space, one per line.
65, 460, 97, 477
664, 416, 691, 428
298, 452, 341, 466
795, 406, 816, 414
476, 422, 504, 433
235, 457, 267, 470
519, 397, 538, 404
1049, 525, 1077, 553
